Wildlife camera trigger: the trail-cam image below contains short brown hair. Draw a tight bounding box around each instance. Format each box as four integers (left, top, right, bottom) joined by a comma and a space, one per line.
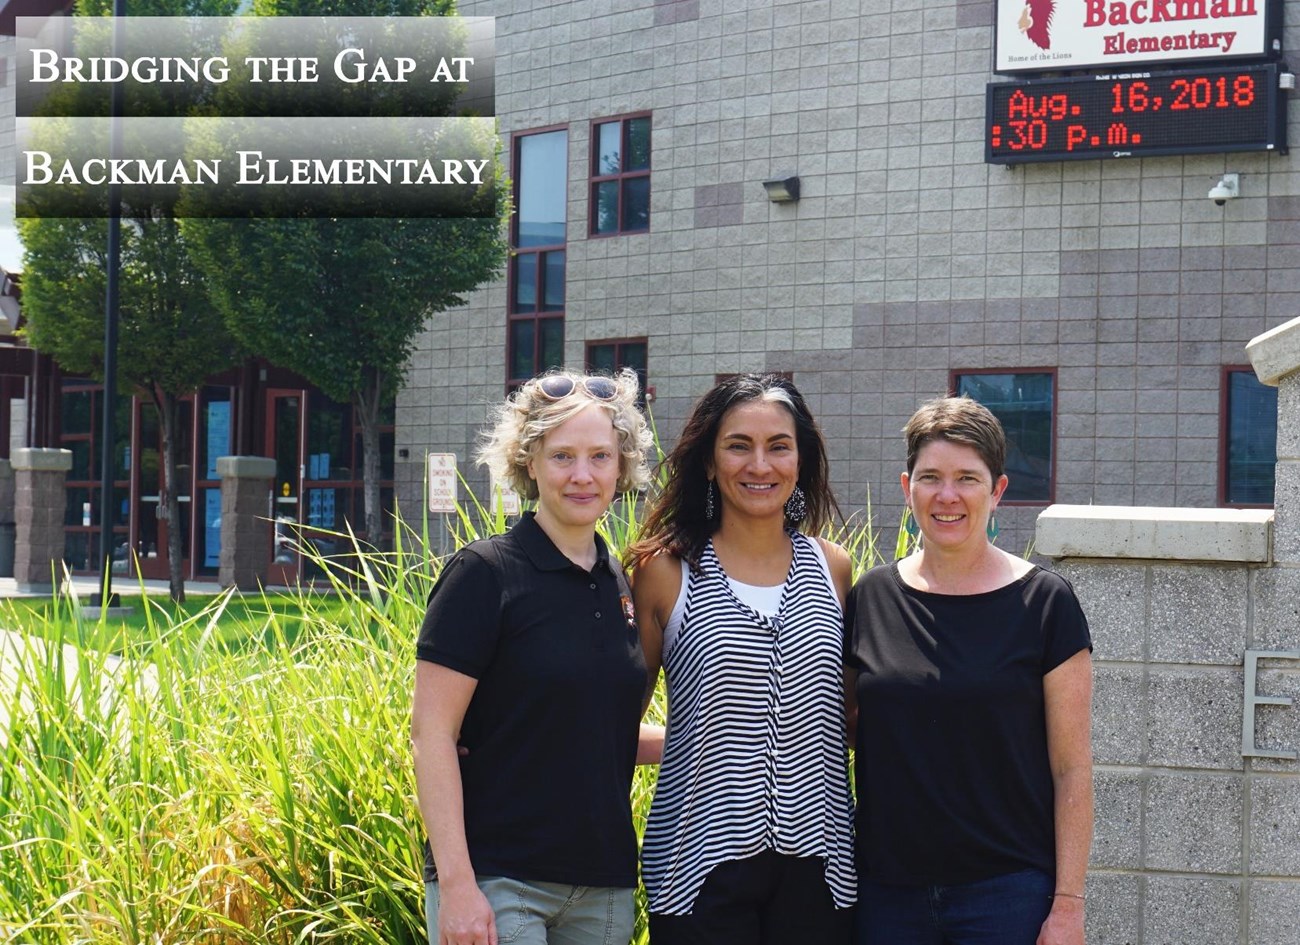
904, 396, 1007, 481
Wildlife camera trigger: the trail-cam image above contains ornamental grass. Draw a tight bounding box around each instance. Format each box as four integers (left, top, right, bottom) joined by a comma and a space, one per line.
0, 485, 903, 944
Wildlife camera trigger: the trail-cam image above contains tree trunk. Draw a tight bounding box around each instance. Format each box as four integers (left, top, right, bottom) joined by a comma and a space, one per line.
155, 386, 186, 604
355, 370, 384, 554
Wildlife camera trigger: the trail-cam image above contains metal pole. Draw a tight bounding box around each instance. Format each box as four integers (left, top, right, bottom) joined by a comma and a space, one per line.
97, 0, 125, 607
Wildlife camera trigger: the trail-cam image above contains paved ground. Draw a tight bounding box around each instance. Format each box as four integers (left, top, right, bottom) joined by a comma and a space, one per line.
0, 624, 161, 740
0, 575, 242, 599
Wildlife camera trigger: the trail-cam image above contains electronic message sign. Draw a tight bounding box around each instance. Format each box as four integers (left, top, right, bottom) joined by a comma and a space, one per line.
985, 62, 1286, 163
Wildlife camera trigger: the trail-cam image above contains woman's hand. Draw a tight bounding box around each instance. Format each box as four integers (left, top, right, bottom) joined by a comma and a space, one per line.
1036, 895, 1084, 945
436, 876, 498, 945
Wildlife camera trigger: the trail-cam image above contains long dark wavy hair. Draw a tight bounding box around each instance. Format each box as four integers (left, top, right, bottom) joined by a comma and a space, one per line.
628, 373, 840, 570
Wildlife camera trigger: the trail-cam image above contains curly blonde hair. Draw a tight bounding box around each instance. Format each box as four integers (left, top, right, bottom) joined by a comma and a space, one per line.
477, 368, 652, 501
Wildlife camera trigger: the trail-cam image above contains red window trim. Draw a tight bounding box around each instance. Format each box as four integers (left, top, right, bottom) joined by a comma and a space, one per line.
948, 366, 1058, 507
589, 111, 652, 238
508, 124, 570, 390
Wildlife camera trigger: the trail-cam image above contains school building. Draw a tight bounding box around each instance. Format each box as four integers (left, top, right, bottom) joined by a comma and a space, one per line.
395, 0, 1297, 557
0, 0, 1293, 574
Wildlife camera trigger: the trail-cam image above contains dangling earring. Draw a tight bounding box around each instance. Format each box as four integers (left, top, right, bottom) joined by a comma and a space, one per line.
784, 485, 808, 524
986, 513, 1000, 541
705, 479, 717, 521
903, 506, 920, 538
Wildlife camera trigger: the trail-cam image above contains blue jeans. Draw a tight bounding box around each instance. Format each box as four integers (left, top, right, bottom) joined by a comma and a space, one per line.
857, 868, 1054, 945
425, 877, 635, 945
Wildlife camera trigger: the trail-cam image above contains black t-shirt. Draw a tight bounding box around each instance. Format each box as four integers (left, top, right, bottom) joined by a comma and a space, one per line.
415, 513, 647, 887
847, 562, 1091, 886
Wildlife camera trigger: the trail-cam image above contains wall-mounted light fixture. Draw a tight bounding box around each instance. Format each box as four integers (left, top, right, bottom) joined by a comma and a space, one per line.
762, 175, 800, 203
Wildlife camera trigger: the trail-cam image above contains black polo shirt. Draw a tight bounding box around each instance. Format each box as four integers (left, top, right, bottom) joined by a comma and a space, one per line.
416, 512, 646, 887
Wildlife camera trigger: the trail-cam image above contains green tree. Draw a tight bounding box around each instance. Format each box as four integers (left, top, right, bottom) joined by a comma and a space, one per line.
184, 0, 507, 549
19, 0, 243, 603
185, 212, 506, 549
19, 217, 241, 603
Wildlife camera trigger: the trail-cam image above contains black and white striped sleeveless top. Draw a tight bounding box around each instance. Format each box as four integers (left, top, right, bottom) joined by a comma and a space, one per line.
641, 532, 856, 915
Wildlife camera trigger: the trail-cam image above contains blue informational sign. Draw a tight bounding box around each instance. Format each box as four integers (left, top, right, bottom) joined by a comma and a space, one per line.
207, 400, 231, 479
308, 452, 331, 480
205, 488, 221, 568
305, 488, 337, 528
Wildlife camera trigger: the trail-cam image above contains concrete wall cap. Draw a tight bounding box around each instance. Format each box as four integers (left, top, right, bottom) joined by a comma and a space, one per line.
11, 448, 73, 472
1036, 504, 1274, 563
217, 456, 277, 479
1246, 315, 1300, 387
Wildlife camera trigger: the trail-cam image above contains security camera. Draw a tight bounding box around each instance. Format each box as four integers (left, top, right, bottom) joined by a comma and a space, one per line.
1208, 173, 1239, 206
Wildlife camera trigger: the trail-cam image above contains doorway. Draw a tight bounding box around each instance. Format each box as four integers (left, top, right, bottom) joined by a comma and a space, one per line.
132, 398, 193, 580
266, 390, 305, 585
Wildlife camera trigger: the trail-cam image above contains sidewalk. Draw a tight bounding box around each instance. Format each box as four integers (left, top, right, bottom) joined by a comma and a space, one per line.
0, 575, 229, 599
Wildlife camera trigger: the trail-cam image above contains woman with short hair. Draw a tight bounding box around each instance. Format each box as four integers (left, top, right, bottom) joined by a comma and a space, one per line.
847, 395, 1093, 945
412, 369, 652, 945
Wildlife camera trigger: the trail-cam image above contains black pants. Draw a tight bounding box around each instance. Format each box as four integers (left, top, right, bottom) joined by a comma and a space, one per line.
648, 851, 854, 945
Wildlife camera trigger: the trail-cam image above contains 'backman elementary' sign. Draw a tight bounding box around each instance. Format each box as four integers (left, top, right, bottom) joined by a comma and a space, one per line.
995, 0, 1277, 73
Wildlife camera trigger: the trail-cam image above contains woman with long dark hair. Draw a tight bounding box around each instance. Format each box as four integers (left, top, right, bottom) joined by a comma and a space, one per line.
629, 372, 855, 945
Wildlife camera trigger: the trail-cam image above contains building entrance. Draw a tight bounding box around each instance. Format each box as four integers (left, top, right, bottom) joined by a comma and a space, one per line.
132, 398, 193, 581
266, 389, 306, 586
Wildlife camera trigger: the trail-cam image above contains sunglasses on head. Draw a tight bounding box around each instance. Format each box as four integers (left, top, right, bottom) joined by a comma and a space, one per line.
535, 375, 619, 401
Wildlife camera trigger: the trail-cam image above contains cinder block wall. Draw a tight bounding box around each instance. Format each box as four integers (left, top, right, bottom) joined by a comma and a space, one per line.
396, 0, 1300, 558
1038, 316, 1300, 944
1053, 554, 1299, 945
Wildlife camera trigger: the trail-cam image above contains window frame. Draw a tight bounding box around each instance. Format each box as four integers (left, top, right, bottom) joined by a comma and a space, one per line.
57, 378, 132, 573
589, 111, 652, 238
1218, 364, 1277, 508
586, 337, 650, 403
508, 124, 570, 391
948, 367, 1058, 507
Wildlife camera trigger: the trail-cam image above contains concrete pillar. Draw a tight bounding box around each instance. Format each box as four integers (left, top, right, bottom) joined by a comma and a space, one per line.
218, 456, 275, 590
1247, 314, 1300, 564
12, 448, 72, 593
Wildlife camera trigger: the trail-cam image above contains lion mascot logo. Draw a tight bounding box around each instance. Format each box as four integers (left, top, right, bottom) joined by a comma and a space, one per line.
1018, 0, 1054, 50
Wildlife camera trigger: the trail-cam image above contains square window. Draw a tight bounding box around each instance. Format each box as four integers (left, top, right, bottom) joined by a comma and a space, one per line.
587, 339, 648, 406
953, 371, 1055, 503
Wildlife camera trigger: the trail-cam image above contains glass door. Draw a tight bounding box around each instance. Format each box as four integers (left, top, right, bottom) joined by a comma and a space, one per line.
266, 390, 305, 585
133, 398, 193, 580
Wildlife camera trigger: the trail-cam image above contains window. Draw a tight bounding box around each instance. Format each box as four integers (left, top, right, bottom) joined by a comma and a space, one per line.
952, 370, 1056, 503
510, 127, 568, 387
587, 338, 648, 403
196, 386, 234, 573
590, 114, 650, 236
1221, 367, 1277, 506
57, 379, 132, 573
